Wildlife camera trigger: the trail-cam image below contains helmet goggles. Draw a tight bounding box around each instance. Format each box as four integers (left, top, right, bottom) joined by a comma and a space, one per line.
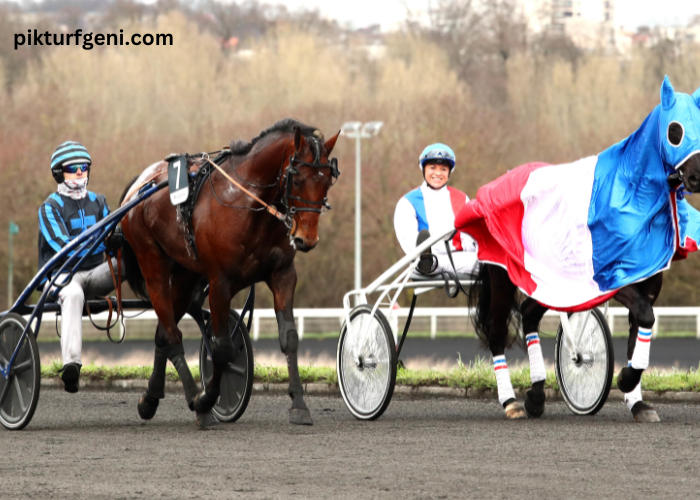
63, 163, 89, 174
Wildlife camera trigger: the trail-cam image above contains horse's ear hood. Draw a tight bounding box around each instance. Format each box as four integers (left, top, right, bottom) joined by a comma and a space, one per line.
661, 75, 677, 110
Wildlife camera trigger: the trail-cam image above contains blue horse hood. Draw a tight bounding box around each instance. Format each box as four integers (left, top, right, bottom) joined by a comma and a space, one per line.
589, 100, 700, 291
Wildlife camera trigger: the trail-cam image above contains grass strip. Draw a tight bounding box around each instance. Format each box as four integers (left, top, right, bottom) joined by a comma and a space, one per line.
40, 358, 700, 392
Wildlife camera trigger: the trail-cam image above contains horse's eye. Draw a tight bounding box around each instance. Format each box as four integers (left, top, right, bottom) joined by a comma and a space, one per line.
668, 121, 684, 147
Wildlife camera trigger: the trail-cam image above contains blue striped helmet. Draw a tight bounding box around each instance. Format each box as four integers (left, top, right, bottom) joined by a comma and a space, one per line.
419, 143, 455, 171
50, 141, 92, 183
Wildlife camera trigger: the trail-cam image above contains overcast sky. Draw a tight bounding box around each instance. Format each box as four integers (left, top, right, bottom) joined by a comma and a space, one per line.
281, 0, 700, 32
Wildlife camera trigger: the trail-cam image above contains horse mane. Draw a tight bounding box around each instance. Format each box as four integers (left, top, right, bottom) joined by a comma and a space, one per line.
228, 118, 324, 161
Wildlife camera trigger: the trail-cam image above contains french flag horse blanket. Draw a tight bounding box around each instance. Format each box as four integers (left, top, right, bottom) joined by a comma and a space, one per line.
455, 77, 700, 312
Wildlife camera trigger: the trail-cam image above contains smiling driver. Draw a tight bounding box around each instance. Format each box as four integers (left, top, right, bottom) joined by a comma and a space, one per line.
393, 143, 478, 276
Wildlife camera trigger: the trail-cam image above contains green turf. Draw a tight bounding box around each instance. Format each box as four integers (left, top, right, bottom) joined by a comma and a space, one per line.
40, 358, 700, 392
35, 331, 700, 343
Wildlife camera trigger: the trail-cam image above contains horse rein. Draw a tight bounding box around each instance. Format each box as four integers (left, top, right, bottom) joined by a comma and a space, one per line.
203, 156, 299, 234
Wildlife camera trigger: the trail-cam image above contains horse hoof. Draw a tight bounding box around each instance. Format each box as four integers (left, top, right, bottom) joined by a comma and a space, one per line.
137, 393, 160, 420
504, 401, 528, 420
193, 389, 219, 413
196, 411, 220, 430
289, 408, 313, 426
632, 402, 660, 423
617, 367, 643, 393
524, 393, 545, 418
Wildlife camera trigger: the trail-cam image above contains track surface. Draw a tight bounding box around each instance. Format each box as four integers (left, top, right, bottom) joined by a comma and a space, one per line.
4, 392, 700, 499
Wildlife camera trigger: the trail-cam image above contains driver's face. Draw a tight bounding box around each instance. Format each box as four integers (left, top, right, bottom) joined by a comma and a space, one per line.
424, 163, 450, 189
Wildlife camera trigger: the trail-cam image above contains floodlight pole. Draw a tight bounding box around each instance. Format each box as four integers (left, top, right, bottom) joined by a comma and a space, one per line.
354, 132, 362, 293
342, 122, 383, 295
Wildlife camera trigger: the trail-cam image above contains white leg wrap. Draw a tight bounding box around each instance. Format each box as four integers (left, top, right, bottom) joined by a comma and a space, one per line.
56, 280, 85, 366
525, 332, 546, 384
630, 327, 652, 370
624, 361, 643, 411
493, 355, 515, 405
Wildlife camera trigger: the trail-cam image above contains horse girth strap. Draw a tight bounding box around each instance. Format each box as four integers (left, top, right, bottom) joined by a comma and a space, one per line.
203, 157, 297, 234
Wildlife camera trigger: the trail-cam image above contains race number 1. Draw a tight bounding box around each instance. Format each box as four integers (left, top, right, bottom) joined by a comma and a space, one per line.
168, 155, 189, 205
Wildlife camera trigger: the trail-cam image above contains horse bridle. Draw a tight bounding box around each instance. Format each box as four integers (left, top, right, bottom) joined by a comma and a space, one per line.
281, 152, 340, 221
204, 139, 340, 237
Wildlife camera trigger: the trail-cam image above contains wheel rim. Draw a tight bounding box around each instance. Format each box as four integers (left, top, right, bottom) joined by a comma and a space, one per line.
201, 317, 250, 419
340, 312, 392, 416
558, 311, 609, 411
0, 318, 35, 426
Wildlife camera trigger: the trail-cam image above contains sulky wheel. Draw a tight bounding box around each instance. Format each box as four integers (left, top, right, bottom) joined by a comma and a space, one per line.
0, 313, 41, 430
337, 305, 397, 421
199, 309, 254, 423
555, 308, 614, 416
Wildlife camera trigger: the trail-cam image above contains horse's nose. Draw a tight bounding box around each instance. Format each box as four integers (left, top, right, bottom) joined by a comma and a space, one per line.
294, 237, 318, 252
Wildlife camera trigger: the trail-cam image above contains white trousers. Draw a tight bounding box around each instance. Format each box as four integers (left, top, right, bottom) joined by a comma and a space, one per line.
51, 259, 121, 366
434, 251, 479, 275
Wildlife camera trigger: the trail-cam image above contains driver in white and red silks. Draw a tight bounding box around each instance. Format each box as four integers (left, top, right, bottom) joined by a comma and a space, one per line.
393, 143, 479, 275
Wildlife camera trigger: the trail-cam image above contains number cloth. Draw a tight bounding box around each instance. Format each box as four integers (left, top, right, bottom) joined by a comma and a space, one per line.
455, 77, 700, 312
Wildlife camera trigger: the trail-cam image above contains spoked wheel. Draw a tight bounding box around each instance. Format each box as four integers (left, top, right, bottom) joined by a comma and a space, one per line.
0, 313, 41, 430
555, 308, 614, 416
199, 309, 254, 423
337, 305, 397, 420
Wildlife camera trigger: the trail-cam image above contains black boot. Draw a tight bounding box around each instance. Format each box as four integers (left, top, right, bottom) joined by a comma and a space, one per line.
60, 363, 81, 394
416, 229, 435, 275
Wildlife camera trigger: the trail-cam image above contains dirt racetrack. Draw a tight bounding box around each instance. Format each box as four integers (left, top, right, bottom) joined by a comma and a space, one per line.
3, 391, 700, 499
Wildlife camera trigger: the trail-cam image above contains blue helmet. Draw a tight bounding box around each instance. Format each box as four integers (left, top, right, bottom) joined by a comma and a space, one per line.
50, 141, 92, 183
419, 143, 455, 171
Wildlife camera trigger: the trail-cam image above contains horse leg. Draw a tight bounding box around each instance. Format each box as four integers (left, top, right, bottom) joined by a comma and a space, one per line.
521, 298, 549, 418
134, 249, 201, 421
136, 323, 168, 420
487, 266, 527, 419
267, 264, 312, 425
138, 270, 203, 420
191, 277, 236, 424
621, 274, 663, 423
614, 281, 656, 400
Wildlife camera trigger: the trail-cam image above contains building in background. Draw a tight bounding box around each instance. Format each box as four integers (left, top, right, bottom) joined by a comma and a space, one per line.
516, 0, 618, 51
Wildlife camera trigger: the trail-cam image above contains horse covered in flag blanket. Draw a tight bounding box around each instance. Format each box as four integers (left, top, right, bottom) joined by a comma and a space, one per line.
456, 76, 700, 422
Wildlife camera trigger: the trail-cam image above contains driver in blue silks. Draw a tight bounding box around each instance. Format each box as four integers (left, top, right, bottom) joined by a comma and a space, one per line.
37, 141, 119, 393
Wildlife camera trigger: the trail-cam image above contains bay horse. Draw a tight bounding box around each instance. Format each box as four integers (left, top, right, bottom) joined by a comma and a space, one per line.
458, 77, 700, 422
120, 119, 340, 427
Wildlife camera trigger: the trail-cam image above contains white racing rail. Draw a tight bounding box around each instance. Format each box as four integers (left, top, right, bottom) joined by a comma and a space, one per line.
32, 306, 700, 341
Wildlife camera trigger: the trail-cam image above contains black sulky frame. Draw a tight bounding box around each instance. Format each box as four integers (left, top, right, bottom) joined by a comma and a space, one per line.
0, 178, 255, 382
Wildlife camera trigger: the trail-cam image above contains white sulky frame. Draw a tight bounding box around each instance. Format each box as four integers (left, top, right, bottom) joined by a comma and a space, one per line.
341, 226, 603, 365
342, 228, 473, 349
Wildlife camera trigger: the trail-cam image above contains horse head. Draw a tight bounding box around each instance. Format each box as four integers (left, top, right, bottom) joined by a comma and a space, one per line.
659, 76, 700, 192
285, 126, 341, 252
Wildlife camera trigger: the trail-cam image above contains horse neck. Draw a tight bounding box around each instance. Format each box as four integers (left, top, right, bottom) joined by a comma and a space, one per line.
222, 135, 291, 193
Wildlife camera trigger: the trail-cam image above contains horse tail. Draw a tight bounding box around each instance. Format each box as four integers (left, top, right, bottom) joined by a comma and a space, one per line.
119, 176, 150, 300
468, 263, 493, 347
467, 263, 523, 350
